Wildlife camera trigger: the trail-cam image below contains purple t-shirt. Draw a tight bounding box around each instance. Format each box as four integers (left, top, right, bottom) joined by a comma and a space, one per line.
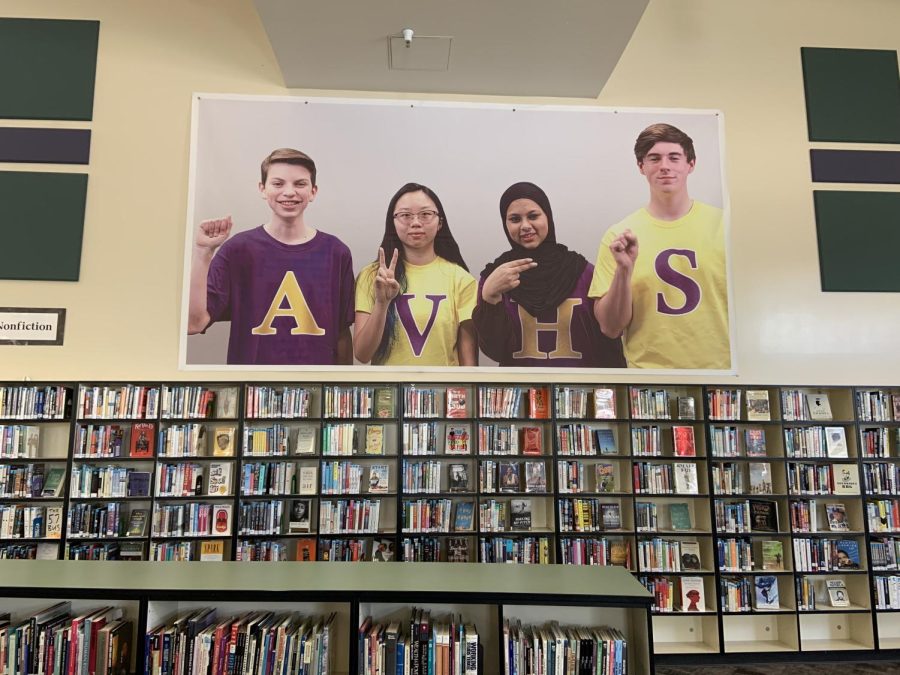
473, 263, 625, 368
207, 226, 354, 365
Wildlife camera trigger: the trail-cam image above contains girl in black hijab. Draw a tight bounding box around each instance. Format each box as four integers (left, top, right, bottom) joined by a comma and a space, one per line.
472, 182, 625, 367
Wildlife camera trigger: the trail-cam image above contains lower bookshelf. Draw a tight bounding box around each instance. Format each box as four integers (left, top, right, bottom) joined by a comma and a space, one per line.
0, 561, 654, 675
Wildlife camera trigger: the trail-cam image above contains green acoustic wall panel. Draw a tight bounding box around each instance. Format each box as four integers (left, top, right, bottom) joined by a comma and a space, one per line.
0, 171, 88, 281
814, 190, 900, 292
801, 47, 900, 143
0, 18, 99, 121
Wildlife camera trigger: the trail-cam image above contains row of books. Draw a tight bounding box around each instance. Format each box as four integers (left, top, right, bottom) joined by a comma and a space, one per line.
558, 499, 620, 533
792, 537, 861, 572
321, 462, 389, 495
478, 460, 546, 494
559, 537, 631, 567
784, 426, 848, 458
555, 387, 617, 420
242, 462, 316, 497
636, 537, 700, 572
479, 536, 551, 564
77, 384, 157, 420
502, 618, 627, 675
71, 466, 151, 499
720, 575, 781, 611
0, 503, 60, 539
0, 385, 70, 420
0, 463, 65, 498
145, 608, 335, 675
1, 602, 132, 675
359, 610, 479, 675
786, 462, 860, 495
323, 386, 394, 419
632, 462, 698, 495
714, 499, 778, 534
404, 386, 468, 419
0, 424, 41, 458
556, 424, 616, 456
245, 385, 312, 419
557, 461, 616, 494
863, 462, 900, 495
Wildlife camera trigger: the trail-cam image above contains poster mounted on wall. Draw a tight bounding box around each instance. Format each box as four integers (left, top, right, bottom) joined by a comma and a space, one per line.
180, 95, 734, 374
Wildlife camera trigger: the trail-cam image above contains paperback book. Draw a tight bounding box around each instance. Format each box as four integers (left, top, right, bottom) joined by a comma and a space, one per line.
755, 576, 780, 609
294, 426, 317, 455
372, 538, 395, 562
129, 423, 154, 458
211, 427, 235, 456
593, 388, 616, 419
673, 463, 699, 494
298, 466, 317, 495
454, 502, 475, 531
748, 462, 773, 495
289, 499, 312, 533
509, 499, 532, 530
447, 537, 470, 562
680, 541, 702, 570
806, 393, 833, 421
746, 390, 771, 421
669, 503, 692, 530
499, 462, 520, 492
368, 464, 390, 493
680, 577, 704, 611
826, 503, 849, 531
826, 579, 850, 607
595, 463, 616, 493
207, 462, 231, 496
445, 425, 470, 454
762, 540, 784, 570
524, 461, 547, 493
836, 540, 860, 569
824, 426, 848, 458
365, 424, 385, 455
832, 464, 860, 495
672, 426, 696, 457
601, 503, 622, 530
677, 396, 696, 420
744, 429, 767, 457
445, 387, 468, 418
448, 463, 469, 492
750, 499, 778, 532
594, 428, 617, 455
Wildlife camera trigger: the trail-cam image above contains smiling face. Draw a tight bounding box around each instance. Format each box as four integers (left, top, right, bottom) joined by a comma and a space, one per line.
638, 141, 695, 196
259, 163, 317, 222
393, 190, 441, 253
505, 198, 549, 249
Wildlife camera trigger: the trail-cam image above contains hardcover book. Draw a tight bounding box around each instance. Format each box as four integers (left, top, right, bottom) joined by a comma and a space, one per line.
826, 579, 850, 607
453, 502, 475, 531
680, 576, 704, 612
368, 464, 390, 493
445, 387, 468, 418
499, 462, 520, 492
610, 540, 630, 566
216, 389, 237, 418
129, 423, 154, 458
677, 396, 696, 420
836, 540, 860, 569
126, 509, 149, 537
594, 429, 617, 455
375, 388, 396, 418
509, 499, 532, 530
528, 387, 550, 419
593, 388, 616, 419
448, 463, 469, 492
447, 537, 470, 562
744, 428, 767, 457
755, 576, 780, 609
832, 464, 860, 495
126, 471, 152, 498
748, 462, 773, 495
365, 424, 385, 455
372, 538, 395, 562
824, 426, 848, 458
673, 462, 699, 494
295, 538, 316, 561
445, 425, 470, 454
762, 540, 784, 570
524, 462, 546, 493
521, 427, 543, 455
298, 466, 317, 494
746, 390, 771, 421
595, 463, 615, 493
199, 540, 224, 561
826, 503, 850, 531
750, 499, 778, 532
672, 426, 696, 457
212, 504, 232, 535
289, 499, 312, 533
680, 541, 702, 570
40, 467, 67, 497
207, 462, 231, 496
669, 503, 692, 530
294, 426, 317, 455
601, 503, 622, 530
212, 427, 235, 456
806, 393, 833, 421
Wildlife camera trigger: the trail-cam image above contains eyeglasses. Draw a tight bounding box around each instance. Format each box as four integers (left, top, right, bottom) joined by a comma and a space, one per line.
393, 210, 439, 225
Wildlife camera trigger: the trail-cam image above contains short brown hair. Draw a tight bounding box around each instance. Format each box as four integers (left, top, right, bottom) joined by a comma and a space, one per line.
260, 148, 317, 185
634, 124, 696, 164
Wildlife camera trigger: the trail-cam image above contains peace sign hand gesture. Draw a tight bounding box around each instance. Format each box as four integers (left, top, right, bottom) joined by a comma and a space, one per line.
374, 247, 401, 306
481, 258, 538, 305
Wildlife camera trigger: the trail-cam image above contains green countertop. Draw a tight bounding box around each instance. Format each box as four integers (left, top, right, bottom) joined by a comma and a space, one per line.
0, 561, 650, 601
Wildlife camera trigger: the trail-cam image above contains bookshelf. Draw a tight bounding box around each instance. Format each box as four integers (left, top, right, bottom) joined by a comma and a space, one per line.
0, 560, 653, 675
7, 380, 900, 665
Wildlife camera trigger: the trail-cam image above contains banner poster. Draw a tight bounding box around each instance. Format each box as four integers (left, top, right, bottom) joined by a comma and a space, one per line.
180, 95, 734, 374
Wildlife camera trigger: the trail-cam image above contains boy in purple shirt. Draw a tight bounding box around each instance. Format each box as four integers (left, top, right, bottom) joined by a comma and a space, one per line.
187, 148, 354, 365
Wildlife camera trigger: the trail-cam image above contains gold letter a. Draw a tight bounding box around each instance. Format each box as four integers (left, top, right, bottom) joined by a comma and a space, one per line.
251, 271, 326, 336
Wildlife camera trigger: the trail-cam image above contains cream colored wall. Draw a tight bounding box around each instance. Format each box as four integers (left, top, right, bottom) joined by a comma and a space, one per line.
1, 0, 899, 385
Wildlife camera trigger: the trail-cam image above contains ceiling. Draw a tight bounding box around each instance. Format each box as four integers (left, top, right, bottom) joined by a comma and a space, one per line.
253, 0, 650, 98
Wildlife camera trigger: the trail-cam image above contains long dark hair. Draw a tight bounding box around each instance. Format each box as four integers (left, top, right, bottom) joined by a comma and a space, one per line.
372, 183, 469, 364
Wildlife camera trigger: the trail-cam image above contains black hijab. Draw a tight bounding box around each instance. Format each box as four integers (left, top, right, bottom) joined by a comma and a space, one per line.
480, 182, 588, 317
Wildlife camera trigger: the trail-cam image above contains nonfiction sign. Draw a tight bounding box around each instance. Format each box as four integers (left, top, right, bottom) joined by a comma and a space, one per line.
0, 308, 66, 345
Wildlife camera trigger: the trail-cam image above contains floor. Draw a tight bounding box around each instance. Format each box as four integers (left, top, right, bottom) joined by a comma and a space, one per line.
657, 665, 899, 675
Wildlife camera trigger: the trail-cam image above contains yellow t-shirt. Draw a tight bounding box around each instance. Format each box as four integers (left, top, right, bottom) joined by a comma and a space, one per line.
355, 256, 476, 366
588, 201, 730, 369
